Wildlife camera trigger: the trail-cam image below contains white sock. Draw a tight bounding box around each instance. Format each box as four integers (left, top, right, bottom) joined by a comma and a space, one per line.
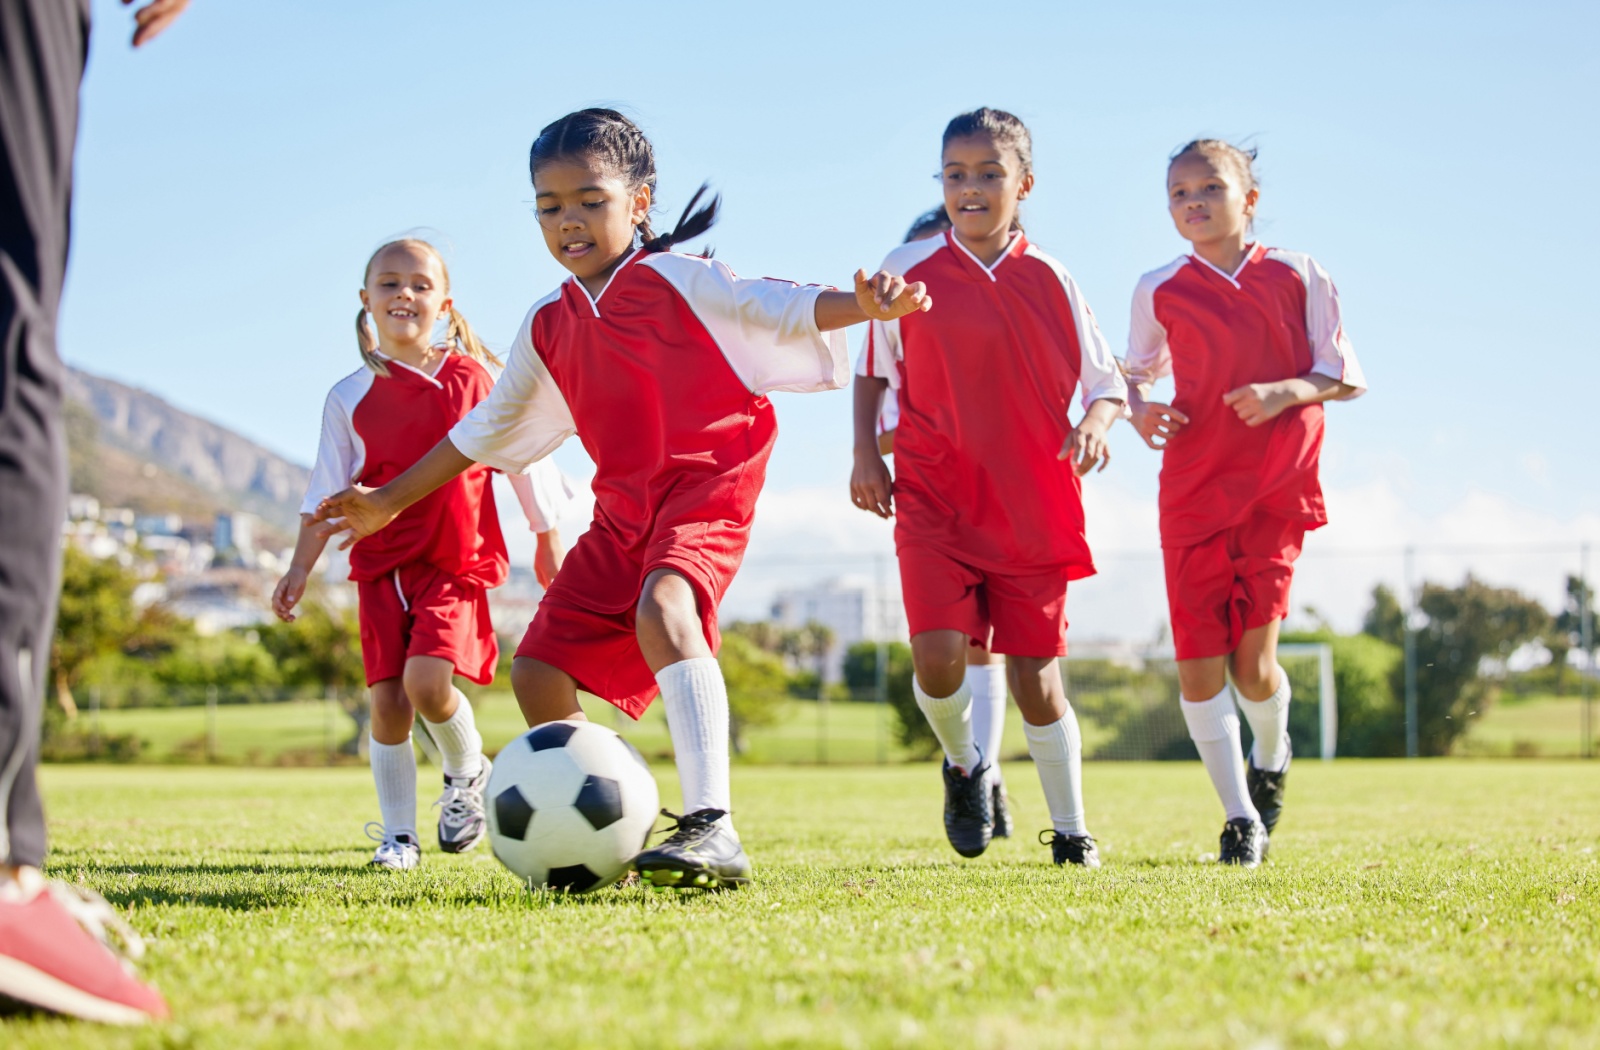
914, 677, 979, 772
1236, 667, 1292, 773
421, 688, 484, 780
369, 737, 418, 840
1180, 687, 1259, 823
1024, 707, 1087, 835
657, 657, 733, 828
966, 663, 1008, 771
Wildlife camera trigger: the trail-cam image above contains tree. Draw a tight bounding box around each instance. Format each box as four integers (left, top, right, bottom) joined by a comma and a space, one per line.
1547, 574, 1595, 694
841, 640, 933, 758
1400, 576, 1550, 755
1362, 584, 1405, 647
716, 633, 789, 755
257, 594, 367, 751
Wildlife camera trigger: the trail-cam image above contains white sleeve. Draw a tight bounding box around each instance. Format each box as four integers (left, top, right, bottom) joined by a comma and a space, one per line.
1059, 273, 1128, 410
642, 254, 849, 395
1125, 272, 1173, 388
299, 381, 364, 515
1304, 257, 1367, 397
506, 457, 575, 533
854, 318, 902, 390
447, 301, 577, 474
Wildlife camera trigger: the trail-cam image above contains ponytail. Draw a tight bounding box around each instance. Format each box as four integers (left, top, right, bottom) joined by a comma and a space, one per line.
443, 305, 501, 369
639, 182, 719, 255
356, 308, 391, 378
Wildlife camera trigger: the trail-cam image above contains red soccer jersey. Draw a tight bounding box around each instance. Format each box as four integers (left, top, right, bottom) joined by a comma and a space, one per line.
1125, 244, 1367, 549
856, 231, 1127, 577
448, 248, 847, 619
304, 353, 565, 586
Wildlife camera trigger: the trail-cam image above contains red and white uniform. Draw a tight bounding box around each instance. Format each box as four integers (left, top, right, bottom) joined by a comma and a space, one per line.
857, 231, 1127, 656
449, 248, 848, 717
303, 352, 568, 685
1125, 244, 1366, 659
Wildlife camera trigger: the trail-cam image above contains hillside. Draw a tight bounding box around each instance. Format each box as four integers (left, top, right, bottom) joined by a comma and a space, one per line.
64, 365, 308, 539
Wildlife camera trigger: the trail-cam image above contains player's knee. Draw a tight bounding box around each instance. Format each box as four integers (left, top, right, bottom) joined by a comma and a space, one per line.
910, 632, 966, 696
1229, 653, 1274, 696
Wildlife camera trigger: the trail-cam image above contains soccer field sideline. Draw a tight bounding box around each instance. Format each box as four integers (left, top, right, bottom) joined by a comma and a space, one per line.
10, 760, 1599, 1049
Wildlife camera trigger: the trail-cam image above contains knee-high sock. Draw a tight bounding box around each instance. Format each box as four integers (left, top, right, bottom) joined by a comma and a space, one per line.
1236, 667, 1292, 773
1024, 706, 1087, 835
1181, 687, 1259, 823
914, 678, 979, 772
966, 663, 1008, 773
369, 737, 418, 840
657, 657, 733, 828
421, 688, 484, 780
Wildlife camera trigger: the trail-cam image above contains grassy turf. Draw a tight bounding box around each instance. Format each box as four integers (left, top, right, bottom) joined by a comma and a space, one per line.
12, 760, 1599, 1049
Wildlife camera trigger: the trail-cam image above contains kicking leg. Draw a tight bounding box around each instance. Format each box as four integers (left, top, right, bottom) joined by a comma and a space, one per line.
1010, 655, 1098, 868
1178, 658, 1265, 867
912, 630, 992, 857
404, 657, 491, 854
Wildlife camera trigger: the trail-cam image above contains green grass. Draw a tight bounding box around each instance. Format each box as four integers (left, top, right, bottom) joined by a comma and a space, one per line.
14, 760, 1600, 1049
1461, 693, 1595, 757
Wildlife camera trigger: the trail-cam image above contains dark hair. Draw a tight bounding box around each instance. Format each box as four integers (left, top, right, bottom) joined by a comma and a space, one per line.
904, 206, 952, 243
528, 108, 719, 254
1169, 138, 1259, 193
941, 107, 1033, 176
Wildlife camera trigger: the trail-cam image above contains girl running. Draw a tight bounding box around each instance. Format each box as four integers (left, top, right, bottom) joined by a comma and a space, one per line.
316, 109, 931, 891
273, 237, 571, 871
851, 108, 1127, 867
1124, 140, 1366, 867
861, 204, 1016, 840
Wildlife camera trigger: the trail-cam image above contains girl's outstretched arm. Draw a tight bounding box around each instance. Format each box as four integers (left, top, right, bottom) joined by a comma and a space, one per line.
1223, 373, 1357, 428
271, 515, 330, 621
815, 270, 933, 331
851, 375, 893, 518
314, 438, 475, 550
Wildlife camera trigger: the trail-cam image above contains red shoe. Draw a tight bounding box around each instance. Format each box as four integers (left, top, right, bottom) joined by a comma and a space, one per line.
0, 882, 169, 1024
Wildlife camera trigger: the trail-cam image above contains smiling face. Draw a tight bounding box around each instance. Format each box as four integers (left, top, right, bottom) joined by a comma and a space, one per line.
940, 133, 1033, 250
533, 156, 652, 296
359, 243, 451, 351
1166, 152, 1258, 249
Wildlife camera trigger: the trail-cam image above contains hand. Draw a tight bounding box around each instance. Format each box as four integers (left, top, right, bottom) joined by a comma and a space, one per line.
125, 0, 191, 47
534, 529, 565, 589
272, 567, 308, 622
1130, 400, 1189, 449
850, 448, 894, 518
313, 485, 397, 551
1059, 419, 1112, 476
853, 269, 932, 322
1222, 382, 1295, 427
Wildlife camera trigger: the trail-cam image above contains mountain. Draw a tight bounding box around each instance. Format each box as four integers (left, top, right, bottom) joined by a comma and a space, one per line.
63, 365, 309, 537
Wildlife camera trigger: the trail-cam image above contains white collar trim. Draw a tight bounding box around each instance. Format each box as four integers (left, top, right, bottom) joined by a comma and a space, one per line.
570, 248, 645, 317
948, 230, 1022, 282
1190, 243, 1258, 287
373, 349, 446, 387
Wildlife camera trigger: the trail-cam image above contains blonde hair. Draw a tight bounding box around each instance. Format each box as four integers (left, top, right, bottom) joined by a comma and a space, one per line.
355, 238, 501, 377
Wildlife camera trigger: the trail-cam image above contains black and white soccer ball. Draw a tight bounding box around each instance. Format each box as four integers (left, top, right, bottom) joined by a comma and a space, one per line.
486, 719, 660, 892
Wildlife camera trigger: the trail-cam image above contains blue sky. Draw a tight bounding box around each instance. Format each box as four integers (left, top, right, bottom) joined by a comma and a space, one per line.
62, 1, 1598, 632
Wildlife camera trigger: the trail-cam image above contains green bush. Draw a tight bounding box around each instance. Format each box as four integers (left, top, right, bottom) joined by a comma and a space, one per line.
841, 641, 932, 758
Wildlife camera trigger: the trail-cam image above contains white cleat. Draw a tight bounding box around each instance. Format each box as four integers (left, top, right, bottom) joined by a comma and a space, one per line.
365, 823, 421, 870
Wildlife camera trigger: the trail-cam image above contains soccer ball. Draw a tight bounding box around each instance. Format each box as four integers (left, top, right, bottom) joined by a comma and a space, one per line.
486, 719, 660, 892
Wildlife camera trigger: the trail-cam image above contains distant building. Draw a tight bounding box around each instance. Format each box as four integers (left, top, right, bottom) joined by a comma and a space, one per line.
213, 511, 257, 560
135, 513, 184, 537
770, 576, 907, 681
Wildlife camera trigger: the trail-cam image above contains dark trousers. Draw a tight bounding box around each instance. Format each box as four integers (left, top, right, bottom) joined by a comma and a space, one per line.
0, 0, 88, 868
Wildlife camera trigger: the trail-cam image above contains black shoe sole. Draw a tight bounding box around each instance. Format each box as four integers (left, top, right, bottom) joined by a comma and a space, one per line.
437, 829, 485, 855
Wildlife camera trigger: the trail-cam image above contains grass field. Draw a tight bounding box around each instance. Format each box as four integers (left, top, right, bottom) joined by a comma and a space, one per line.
11, 760, 1599, 1049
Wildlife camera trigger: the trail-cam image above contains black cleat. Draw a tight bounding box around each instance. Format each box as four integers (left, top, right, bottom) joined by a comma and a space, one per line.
1039, 829, 1101, 869
1246, 740, 1290, 859
942, 757, 994, 858
992, 777, 1013, 839
634, 809, 752, 891
1218, 818, 1268, 868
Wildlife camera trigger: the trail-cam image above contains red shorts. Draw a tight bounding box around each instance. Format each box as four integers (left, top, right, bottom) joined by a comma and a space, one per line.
514, 532, 724, 721
898, 545, 1070, 657
356, 563, 498, 687
1163, 511, 1307, 661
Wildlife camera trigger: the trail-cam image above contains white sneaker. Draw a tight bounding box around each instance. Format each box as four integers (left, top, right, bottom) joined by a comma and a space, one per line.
365, 823, 420, 870
433, 756, 491, 854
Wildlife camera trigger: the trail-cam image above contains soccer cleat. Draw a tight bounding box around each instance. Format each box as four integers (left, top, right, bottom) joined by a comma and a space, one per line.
1246, 739, 1290, 859
434, 756, 492, 854
0, 880, 169, 1024
1039, 829, 1101, 869
992, 776, 1013, 839
634, 809, 753, 891
941, 756, 994, 858
365, 823, 421, 870
1217, 818, 1269, 868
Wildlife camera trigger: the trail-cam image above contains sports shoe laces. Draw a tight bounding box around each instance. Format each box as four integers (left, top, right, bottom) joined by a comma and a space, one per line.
948, 771, 986, 821
434, 782, 481, 826
364, 821, 415, 853
47, 881, 147, 970
653, 808, 727, 848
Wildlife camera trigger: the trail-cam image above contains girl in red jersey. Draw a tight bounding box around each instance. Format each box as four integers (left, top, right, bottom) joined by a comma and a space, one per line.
316, 109, 931, 891
273, 238, 571, 871
851, 109, 1127, 867
861, 204, 1017, 840
1124, 140, 1366, 867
